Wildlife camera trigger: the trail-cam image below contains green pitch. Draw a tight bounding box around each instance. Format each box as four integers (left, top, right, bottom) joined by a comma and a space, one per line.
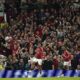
0, 77, 80, 80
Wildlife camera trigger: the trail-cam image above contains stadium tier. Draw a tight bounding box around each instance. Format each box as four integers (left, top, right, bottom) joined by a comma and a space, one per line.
0, 0, 80, 72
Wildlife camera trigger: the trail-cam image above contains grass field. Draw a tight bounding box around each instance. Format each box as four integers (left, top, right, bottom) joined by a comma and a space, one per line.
0, 77, 80, 80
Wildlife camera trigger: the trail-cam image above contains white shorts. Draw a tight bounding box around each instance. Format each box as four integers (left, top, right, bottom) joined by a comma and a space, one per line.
63, 61, 71, 66
37, 59, 42, 65
29, 57, 38, 63
29, 57, 42, 65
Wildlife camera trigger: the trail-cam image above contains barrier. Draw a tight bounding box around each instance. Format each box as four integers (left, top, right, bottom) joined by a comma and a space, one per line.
0, 70, 80, 78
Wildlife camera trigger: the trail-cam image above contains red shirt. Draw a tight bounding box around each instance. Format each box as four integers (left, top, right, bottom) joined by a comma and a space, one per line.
53, 59, 58, 69
9, 40, 14, 51
62, 50, 72, 61
12, 44, 19, 55
35, 27, 42, 37
35, 47, 45, 59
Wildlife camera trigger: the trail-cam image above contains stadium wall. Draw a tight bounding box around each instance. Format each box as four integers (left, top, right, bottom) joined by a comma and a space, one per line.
0, 70, 80, 78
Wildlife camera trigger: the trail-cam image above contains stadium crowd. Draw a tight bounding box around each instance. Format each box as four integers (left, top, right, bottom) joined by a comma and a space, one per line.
0, 0, 80, 70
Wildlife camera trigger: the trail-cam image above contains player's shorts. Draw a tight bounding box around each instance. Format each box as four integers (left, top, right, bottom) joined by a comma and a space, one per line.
29, 57, 42, 65
63, 61, 71, 66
